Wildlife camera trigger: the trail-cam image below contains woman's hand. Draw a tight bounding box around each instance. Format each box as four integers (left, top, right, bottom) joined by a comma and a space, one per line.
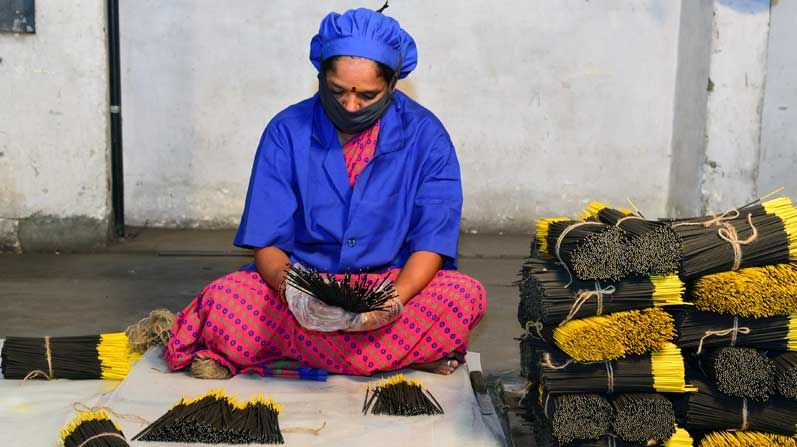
344, 298, 404, 332
254, 246, 291, 302
284, 280, 360, 332
393, 251, 443, 304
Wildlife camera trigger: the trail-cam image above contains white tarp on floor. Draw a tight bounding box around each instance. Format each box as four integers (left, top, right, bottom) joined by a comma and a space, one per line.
0, 339, 506, 446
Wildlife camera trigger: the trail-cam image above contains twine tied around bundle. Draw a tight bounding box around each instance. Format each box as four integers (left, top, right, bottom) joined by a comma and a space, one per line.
614, 215, 646, 227
559, 282, 616, 326
696, 316, 751, 354
554, 221, 606, 287
540, 352, 573, 370
672, 208, 741, 229
525, 320, 544, 340
75, 433, 129, 447
22, 336, 54, 381
741, 398, 749, 431
605, 361, 615, 394
717, 213, 759, 271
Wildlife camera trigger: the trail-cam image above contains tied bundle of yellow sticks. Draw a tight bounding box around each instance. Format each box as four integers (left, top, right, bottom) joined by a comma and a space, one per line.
59, 409, 129, 447
691, 263, 797, 318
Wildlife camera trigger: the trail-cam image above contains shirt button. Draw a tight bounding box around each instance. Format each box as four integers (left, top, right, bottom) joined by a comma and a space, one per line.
347, 239, 356, 247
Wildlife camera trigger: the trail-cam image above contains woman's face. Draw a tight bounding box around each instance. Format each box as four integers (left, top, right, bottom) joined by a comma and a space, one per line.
325, 57, 389, 113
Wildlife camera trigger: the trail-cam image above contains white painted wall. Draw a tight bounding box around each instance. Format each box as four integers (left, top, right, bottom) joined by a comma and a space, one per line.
120, 0, 682, 232
0, 0, 110, 245
759, 0, 797, 197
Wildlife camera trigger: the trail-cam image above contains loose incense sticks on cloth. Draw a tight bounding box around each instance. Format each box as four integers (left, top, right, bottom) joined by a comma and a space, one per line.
536, 218, 632, 282
584, 202, 682, 276
701, 347, 775, 401
1, 333, 139, 380
775, 351, 797, 399
671, 197, 797, 280
362, 374, 444, 416
698, 431, 797, 447
518, 258, 684, 326
60, 409, 129, 447
691, 264, 797, 318
539, 391, 613, 444
674, 310, 797, 353
611, 393, 676, 443
132, 390, 284, 444
553, 308, 676, 362
675, 379, 797, 436
285, 264, 396, 313
539, 343, 695, 394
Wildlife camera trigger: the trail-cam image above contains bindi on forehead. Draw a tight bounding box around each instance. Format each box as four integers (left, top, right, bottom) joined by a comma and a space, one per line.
351, 86, 357, 92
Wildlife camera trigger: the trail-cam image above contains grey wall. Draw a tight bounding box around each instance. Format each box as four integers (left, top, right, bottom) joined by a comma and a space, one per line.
759, 0, 797, 196
0, 0, 110, 251
120, 0, 683, 233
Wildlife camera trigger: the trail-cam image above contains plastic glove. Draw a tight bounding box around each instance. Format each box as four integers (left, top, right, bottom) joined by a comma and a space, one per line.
344, 297, 404, 332
284, 282, 359, 332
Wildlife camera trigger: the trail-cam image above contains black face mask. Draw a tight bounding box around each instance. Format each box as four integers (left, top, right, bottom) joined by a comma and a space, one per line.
318, 72, 396, 134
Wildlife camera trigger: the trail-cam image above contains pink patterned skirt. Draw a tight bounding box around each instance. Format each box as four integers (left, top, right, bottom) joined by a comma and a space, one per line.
164, 269, 487, 376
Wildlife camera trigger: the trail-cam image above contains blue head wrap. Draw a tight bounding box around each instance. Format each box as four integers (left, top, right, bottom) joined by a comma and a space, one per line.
310, 8, 418, 79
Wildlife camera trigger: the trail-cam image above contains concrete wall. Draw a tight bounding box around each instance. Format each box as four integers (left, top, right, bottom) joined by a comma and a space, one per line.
759, 0, 797, 196
0, 0, 110, 251
120, 0, 683, 232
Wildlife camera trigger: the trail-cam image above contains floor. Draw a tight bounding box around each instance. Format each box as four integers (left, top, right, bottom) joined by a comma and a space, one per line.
0, 228, 531, 375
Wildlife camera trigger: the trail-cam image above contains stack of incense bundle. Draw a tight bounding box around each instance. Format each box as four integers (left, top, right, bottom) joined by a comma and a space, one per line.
285, 265, 396, 313
697, 431, 797, 447
701, 347, 775, 401
132, 390, 284, 444
675, 379, 797, 436
519, 258, 684, 326
362, 374, 444, 416
775, 351, 797, 399
674, 310, 797, 353
610, 393, 676, 443
671, 197, 797, 280
539, 343, 695, 394
690, 263, 797, 317
60, 409, 129, 447
1, 333, 139, 380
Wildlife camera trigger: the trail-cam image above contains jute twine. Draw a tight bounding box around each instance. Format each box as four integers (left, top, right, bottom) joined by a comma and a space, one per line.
559, 282, 616, 327
125, 309, 176, 354
696, 316, 751, 355
23, 336, 54, 381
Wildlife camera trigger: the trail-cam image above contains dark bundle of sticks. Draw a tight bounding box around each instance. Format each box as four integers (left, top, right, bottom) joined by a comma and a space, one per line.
1, 333, 135, 380
674, 310, 796, 353
60, 409, 129, 447
587, 203, 682, 276
611, 393, 676, 443
362, 374, 443, 416
670, 197, 797, 280
775, 351, 797, 399
674, 378, 797, 436
536, 218, 632, 282
285, 265, 396, 313
540, 391, 614, 444
519, 332, 537, 380
539, 343, 695, 394
701, 347, 775, 401
518, 258, 684, 326
698, 431, 797, 447
131, 390, 284, 444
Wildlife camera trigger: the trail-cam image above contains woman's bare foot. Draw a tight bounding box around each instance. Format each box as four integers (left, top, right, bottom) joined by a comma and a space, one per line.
410, 353, 465, 375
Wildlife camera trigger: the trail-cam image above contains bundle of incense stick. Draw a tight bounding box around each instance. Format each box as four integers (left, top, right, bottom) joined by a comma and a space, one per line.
674, 310, 797, 353
519, 332, 537, 380
362, 374, 443, 416
536, 218, 632, 281
60, 409, 129, 447
552, 308, 676, 362
698, 431, 797, 447
774, 351, 797, 399
583, 202, 682, 276
690, 263, 797, 318
671, 197, 797, 280
1, 333, 139, 380
701, 347, 775, 401
131, 390, 284, 444
675, 378, 797, 436
539, 343, 696, 394
611, 393, 676, 443
285, 265, 396, 313
539, 390, 613, 444
519, 258, 684, 326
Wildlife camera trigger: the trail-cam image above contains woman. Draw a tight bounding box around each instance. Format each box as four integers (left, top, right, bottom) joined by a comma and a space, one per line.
165, 8, 486, 377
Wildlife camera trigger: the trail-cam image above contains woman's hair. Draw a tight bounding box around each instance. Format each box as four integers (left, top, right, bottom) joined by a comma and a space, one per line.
321, 56, 396, 82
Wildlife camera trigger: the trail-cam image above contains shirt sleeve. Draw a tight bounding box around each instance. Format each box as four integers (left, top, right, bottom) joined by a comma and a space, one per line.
234, 121, 297, 253
406, 133, 463, 267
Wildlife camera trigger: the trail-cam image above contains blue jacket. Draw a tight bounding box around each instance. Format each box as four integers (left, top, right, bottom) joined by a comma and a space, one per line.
234, 91, 462, 273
